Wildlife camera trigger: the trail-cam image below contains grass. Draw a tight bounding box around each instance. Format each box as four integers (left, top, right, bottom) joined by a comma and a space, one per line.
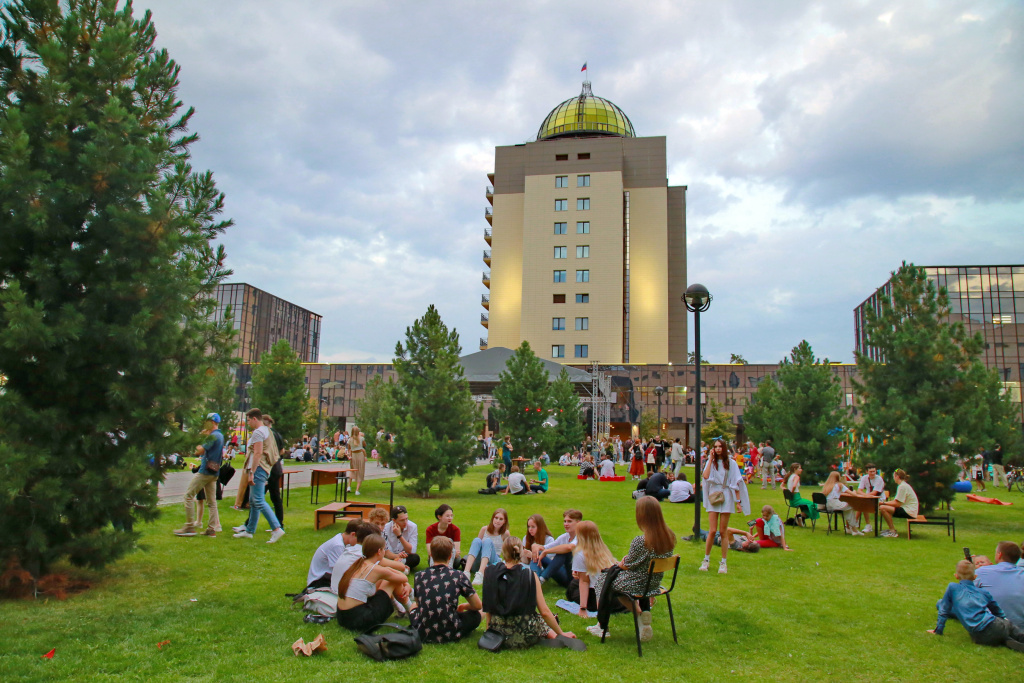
1, 466, 1022, 682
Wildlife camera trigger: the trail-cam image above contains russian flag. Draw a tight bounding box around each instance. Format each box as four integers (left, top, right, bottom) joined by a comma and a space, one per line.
581, 62, 587, 72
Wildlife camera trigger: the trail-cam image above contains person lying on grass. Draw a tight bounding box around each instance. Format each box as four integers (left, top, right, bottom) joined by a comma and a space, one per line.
929, 559, 1024, 652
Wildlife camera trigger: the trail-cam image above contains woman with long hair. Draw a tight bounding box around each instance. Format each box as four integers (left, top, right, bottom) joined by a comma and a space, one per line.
822, 471, 861, 535
628, 439, 646, 480
463, 508, 510, 586
335, 534, 412, 631
701, 438, 743, 574
523, 514, 555, 573
348, 426, 367, 495
571, 521, 617, 636
610, 497, 675, 642
785, 462, 819, 527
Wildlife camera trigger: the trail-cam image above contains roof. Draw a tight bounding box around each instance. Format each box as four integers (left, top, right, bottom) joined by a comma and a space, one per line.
536, 81, 635, 141
458, 347, 592, 384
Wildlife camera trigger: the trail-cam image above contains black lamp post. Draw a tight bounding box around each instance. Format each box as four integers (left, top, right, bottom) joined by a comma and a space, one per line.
318, 379, 343, 441
242, 380, 253, 445
684, 283, 712, 538
653, 386, 664, 436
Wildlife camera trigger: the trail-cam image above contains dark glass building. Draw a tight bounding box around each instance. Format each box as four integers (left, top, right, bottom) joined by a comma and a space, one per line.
213, 283, 322, 363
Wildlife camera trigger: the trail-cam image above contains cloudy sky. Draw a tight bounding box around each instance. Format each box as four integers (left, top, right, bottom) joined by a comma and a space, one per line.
139, 0, 1023, 365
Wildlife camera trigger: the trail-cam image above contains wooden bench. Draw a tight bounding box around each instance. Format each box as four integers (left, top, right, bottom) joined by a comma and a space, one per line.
907, 513, 955, 541
315, 502, 361, 530
343, 502, 392, 520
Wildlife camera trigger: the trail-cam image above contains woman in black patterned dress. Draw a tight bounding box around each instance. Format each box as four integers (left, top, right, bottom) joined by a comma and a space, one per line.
610, 496, 675, 642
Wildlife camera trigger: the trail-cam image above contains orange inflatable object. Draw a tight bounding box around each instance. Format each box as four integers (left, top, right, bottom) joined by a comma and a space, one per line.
966, 494, 1013, 506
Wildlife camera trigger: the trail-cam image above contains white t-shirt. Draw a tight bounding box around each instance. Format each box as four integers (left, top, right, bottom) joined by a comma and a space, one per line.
858, 474, 884, 495
669, 479, 694, 502
894, 481, 919, 517
383, 519, 418, 556
599, 460, 615, 477
572, 549, 600, 583
507, 472, 526, 494
546, 532, 577, 550
826, 482, 850, 502
328, 544, 364, 595
307, 534, 353, 585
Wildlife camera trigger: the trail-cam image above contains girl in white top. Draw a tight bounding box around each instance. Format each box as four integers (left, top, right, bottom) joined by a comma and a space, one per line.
823, 471, 862, 535
570, 521, 617, 637
464, 508, 511, 585
701, 439, 745, 574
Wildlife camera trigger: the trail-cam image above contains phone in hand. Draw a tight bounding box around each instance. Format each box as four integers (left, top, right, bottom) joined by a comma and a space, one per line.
963, 547, 972, 561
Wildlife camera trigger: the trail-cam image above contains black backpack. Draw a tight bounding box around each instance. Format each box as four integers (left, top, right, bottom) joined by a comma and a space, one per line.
354, 623, 422, 662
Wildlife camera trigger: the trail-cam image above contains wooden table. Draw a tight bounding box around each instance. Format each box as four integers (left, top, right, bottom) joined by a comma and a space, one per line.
840, 493, 880, 536
310, 468, 356, 505
281, 468, 300, 506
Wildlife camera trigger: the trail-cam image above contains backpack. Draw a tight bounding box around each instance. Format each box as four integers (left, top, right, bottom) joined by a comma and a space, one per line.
354, 623, 422, 661
302, 590, 338, 617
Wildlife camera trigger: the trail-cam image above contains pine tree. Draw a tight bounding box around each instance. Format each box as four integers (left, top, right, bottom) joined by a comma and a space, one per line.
743, 341, 844, 483
639, 408, 659, 439
357, 375, 395, 460
249, 340, 307, 442
547, 368, 585, 455
701, 398, 736, 444
378, 305, 480, 497
854, 262, 1018, 510
0, 0, 234, 575
491, 341, 553, 463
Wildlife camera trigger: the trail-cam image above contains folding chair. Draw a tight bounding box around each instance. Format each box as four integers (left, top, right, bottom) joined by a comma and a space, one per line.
812, 492, 845, 535
602, 555, 680, 657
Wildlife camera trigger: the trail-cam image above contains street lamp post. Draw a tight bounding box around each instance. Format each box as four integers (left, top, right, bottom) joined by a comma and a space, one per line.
684, 283, 712, 538
242, 380, 253, 445
653, 386, 665, 436
317, 379, 344, 442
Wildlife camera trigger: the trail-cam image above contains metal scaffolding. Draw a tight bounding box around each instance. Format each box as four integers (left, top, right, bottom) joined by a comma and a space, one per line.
583, 361, 611, 439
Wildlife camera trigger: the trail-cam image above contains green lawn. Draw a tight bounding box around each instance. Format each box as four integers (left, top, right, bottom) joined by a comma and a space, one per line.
2, 466, 1022, 682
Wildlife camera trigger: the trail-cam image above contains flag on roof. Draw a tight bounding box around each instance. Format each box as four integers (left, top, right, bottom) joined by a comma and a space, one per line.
581, 62, 587, 72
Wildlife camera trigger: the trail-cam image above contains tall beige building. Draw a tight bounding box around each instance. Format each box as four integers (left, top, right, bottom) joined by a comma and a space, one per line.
482, 81, 686, 364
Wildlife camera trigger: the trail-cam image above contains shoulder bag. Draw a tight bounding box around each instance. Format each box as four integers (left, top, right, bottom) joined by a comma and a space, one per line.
354, 623, 422, 661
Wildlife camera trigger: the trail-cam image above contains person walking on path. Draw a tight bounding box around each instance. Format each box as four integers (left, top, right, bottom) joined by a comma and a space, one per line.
348, 426, 367, 495
174, 413, 224, 537
233, 409, 285, 543
262, 414, 286, 528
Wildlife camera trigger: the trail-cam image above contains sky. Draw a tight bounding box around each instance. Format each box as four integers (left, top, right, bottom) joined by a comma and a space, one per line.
139, 0, 1024, 365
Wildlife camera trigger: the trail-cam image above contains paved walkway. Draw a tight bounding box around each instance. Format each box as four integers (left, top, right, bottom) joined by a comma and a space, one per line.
157, 460, 399, 506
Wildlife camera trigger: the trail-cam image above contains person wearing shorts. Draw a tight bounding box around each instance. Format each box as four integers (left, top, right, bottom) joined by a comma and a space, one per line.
348, 426, 367, 495
334, 534, 411, 631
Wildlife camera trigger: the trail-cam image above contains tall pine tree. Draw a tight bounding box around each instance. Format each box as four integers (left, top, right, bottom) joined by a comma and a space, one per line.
854, 263, 1018, 510
743, 341, 845, 483
547, 368, 585, 455
701, 398, 736, 444
249, 339, 307, 443
375, 305, 480, 497
0, 0, 234, 575
491, 341, 552, 462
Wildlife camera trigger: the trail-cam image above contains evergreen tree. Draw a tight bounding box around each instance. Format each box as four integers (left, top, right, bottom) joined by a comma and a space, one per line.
357, 375, 395, 460
743, 341, 845, 483
854, 263, 1018, 510
547, 368, 585, 455
377, 305, 480, 497
0, 0, 234, 575
249, 340, 307, 442
701, 398, 736, 444
491, 341, 552, 462
730, 354, 748, 365
639, 408, 659, 439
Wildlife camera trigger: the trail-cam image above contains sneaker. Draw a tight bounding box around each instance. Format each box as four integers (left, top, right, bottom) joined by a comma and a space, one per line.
267, 528, 286, 544
173, 527, 197, 537
699, 558, 709, 572
881, 530, 898, 538
392, 598, 408, 617
586, 623, 607, 638
233, 531, 253, 539
719, 560, 728, 575
472, 572, 484, 586
232, 525, 246, 533
862, 525, 873, 534
203, 529, 217, 537
355, 490, 361, 496
638, 611, 653, 642
851, 529, 864, 536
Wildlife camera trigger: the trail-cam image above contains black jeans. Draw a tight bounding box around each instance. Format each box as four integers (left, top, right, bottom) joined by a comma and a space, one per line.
268, 460, 284, 527
972, 617, 1024, 647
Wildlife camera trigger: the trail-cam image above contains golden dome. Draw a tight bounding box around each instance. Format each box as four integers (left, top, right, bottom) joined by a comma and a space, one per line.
536, 81, 635, 141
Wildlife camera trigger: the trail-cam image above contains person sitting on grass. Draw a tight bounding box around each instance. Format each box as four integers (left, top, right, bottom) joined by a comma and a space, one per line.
522, 514, 555, 574
558, 453, 571, 466
579, 453, 598, 480
529, 460, 549, 493
634, 469, 672, 500
752, 505, 792, 550
929, 559, 1024, 652
464, 508, 511, 586
668, 473, 694, 503
974, 542, 1024, 630
367, 507, 389, 534
536, 509, 583, 587
334, 534, 413, 632
383, 504, 420, 573
878, 469, 919, 538
485, 463, 505, 492
503, 465, 527, 495
599, 453, 616, 478
306, 518, 363, 591
425, 504, 462, 569
568, 521, 618, 636
481, 536, 579, 649
410, 536, 483, 644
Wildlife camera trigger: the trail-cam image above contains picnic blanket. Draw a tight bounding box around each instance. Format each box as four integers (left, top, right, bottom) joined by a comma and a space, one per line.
966, 494, 1013, 506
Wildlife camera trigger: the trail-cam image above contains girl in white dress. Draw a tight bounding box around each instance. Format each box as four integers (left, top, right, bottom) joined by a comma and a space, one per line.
701, 439, 744, 574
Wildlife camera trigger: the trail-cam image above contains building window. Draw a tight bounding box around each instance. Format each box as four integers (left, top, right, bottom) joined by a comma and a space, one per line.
577, 174, 590, 187
552, 317, 565, 330
554, 222, 567, 234
575, 344, 589, 358
575, 317, 589, 330
577, 221, 589, 234
554, 246, 567, 259
555, 176, 568, 188
555, 199, 567, 211
576, 293, 589, 303
553, 270, 566, 283
576, 270, 590, 282
577, 198, 590, 210
553, 294, 566, 304
578, 153, 590, 160
556, 154, 568, 161
552, 345, 565, 358
576, 245, 589, 258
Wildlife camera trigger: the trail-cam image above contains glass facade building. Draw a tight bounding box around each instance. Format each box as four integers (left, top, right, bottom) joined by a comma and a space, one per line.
212, 283, 322, 364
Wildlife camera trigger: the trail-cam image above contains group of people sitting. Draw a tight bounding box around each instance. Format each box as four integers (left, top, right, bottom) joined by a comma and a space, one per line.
479, 461, 549, 495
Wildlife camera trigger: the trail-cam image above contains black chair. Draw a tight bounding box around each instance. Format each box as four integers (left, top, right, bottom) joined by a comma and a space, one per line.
601, 555, 680, 657
812, 492, 845, 535
782, 489, 815, 531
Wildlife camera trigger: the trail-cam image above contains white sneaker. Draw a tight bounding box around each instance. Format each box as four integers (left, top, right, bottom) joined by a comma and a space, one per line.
472, 572, 484, 586
719, 560, 728, 575
392, 598, 408, 617
233, 531, 253, 539
699, 558, 709, 572
232, 525, 246, 533
267, 528, 285, 544
862, 525, 873, 534
586, 623, 607, 638
851, 529, 864, 536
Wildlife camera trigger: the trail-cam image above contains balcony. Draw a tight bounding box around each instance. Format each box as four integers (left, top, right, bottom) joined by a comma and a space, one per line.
482, 271, 490, 288
480, 337, 488, 350
486, 185, 494, 205
480, 312, 488, 328
481, 293, 489, 310
484, 225, 492, 245
484, 206, 492, 225
487, 172, 494, 185
483, 249, 491, 266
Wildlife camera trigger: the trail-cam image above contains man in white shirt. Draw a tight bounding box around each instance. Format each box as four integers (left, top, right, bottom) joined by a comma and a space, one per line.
306, 519, 363, 590
383, 505, 420, 572
669, 473, 695, 503
599, 455, 616, 478
536, 509, 582, 586
855, 463, 885, 533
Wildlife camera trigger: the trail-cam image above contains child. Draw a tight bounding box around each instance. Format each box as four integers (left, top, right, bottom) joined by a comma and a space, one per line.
929, 560, 1024, 651
752, 505, 792, 550
569, 521, 617, 635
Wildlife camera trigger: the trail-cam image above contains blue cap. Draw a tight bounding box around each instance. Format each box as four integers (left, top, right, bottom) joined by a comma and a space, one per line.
206, 413, 221, 424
